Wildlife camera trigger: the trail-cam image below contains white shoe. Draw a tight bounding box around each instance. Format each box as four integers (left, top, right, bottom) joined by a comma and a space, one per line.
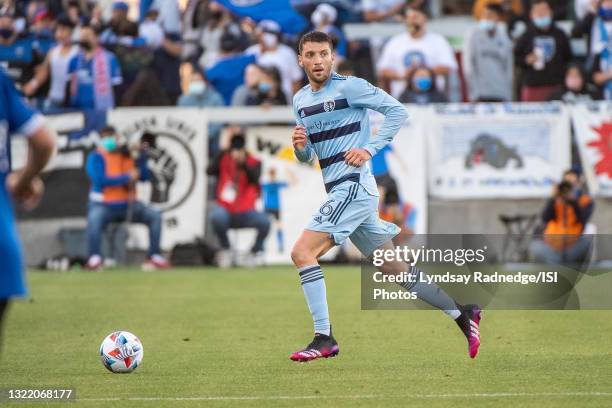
216, 249, 232, 268
85, 255, 103, 271
244, 251, 265, 268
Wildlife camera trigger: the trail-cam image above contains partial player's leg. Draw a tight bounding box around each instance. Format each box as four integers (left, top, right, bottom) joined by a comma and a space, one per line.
289, 182, 381, 362
362, 237, 482, 358
289, 229, 339, 362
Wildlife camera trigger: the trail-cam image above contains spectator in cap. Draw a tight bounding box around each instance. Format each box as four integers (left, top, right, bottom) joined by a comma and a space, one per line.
23, 16, 79, 108
30, 8, 53, 39
377, 3, 457, 99
206, 30, 257, 105
207, 129, 270, 268
138, 6, 164, 48
245, 20, 303, 102
311, 3, 347, 59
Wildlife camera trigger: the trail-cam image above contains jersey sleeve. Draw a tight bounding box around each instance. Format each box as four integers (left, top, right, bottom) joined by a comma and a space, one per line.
292, 93, 315, 163
344, 76, 408, 157
1, 71, 44, 137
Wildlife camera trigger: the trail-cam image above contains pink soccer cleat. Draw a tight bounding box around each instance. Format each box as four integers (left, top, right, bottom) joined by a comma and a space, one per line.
456, 304, 482, 359
290, 331, 339, 362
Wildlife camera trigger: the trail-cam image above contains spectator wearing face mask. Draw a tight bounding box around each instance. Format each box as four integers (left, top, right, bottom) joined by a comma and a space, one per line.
245, 65, 287, 106
0, 12, 46, 93
377, 3, 458, 99
310, 3, 347, 59
177, 65, 225, 155
573, 0, 612, 60
399, 66, 447, 104
463, 3, 514, 102
551, 63, 601, 103
245, 20, 303, 102
67, 24, 123, 110
514, 0, 572, 101
231, 63, 263, 106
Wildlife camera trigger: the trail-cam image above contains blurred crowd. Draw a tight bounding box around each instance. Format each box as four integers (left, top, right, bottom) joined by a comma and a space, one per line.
3, 0, 612, 114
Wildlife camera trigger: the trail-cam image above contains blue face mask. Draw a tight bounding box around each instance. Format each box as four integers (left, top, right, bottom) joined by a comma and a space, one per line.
533, 16, 552, 29
258, 82, 272, 93
478, 19, 496, 31
414, 77, 432, 92
101, 136, 117, 152
600, 7, 612, 21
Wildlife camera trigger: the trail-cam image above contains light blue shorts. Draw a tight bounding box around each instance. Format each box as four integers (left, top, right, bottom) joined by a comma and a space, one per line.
306, 181, 400, 257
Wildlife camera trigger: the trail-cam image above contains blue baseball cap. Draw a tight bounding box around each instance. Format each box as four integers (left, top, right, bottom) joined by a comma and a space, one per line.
112, 1, 129, 11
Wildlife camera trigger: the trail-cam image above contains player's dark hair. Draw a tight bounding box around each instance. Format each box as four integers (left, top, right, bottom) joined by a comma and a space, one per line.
298, 31, 334, 54
56, 15, 76, 29
100, 125, 117, 136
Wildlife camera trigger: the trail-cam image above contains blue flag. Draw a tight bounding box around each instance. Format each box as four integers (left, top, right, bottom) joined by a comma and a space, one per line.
216, 0, 307, 35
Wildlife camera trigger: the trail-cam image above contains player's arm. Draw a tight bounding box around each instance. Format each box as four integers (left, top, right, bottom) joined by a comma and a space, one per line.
1, 71, 55, 209
292, 101, 315, 164
22, 52, 51, 97
344, 77, 408, 166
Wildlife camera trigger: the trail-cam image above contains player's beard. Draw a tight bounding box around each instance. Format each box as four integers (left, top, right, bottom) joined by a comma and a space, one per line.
308, 68, 331, 85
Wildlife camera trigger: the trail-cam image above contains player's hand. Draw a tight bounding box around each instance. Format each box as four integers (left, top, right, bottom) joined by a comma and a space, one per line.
6, 172, 44, 211
292, 125, 308, 151
344, 148, 372, 167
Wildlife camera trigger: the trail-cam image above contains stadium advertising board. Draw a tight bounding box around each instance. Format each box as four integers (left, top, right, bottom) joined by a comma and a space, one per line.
572, 102, 612, 197
426, 103, 571, 199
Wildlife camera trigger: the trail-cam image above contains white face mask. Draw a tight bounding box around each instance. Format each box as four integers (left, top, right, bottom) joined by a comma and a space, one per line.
188, 81, 206, 94
261, 32, 278, 48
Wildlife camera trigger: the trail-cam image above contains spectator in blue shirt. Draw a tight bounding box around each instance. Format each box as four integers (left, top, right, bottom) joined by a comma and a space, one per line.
206, 31, 256, 105
67, 24, 123, 110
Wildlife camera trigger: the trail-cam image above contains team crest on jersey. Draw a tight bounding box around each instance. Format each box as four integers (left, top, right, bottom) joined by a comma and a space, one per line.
300, 109, 306, 118
323, 100, 335, 113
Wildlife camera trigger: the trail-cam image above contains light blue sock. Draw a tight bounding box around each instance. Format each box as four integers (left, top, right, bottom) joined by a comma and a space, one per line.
298, 264, 330, 335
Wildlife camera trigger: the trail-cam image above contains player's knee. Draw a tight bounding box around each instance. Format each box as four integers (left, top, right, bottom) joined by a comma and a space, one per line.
290, 243, 316, 267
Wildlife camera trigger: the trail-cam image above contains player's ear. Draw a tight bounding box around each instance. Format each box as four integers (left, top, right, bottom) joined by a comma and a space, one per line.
298, 55, 303, 68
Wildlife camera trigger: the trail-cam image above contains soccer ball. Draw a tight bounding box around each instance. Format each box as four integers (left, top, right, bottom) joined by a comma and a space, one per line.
99, 331, 144, 373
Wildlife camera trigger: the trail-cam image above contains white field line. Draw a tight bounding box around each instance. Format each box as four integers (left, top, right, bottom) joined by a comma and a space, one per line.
78, 392, 612, 402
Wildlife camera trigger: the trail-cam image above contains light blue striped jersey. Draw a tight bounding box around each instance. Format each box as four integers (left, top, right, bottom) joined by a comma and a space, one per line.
292, 72, 408, 195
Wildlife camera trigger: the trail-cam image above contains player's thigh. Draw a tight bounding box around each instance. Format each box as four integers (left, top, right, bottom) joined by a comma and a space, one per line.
350, 212, 401, 260
291, 229, 335, 265
306, 183, 371, 249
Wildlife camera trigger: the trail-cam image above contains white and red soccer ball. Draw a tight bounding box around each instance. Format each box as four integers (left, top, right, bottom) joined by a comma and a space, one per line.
100, 331, 144, 373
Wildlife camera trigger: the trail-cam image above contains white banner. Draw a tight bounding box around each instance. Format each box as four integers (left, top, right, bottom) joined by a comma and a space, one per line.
108, 108, 207, 251
427, 103, 571, 198
572, 102, 612, 197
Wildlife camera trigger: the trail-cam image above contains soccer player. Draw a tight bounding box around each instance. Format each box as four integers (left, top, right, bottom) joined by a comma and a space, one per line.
289, 32, 482, 362
0, 69, 55, 351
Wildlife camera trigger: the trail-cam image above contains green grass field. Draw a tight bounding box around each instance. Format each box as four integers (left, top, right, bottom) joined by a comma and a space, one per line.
1, 266, 612, 407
